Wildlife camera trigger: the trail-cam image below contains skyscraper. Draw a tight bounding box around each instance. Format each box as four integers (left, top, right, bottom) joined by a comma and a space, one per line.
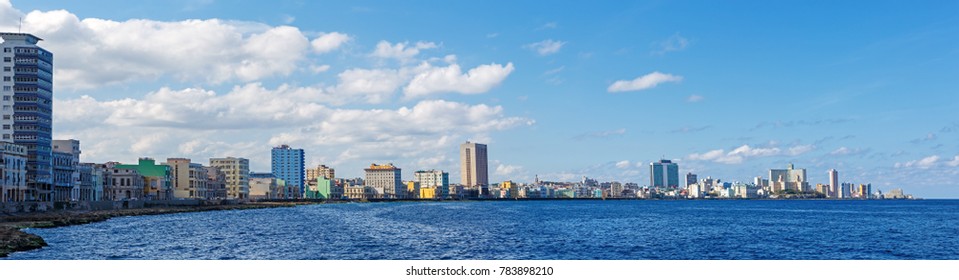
1, 33, 53, 202
828, 169, 839, 198
650, 159, 679, 188
769, 163, 808, 192
460, 141, 488, 195
271, 144, 304, 199
685, 172, 697, 188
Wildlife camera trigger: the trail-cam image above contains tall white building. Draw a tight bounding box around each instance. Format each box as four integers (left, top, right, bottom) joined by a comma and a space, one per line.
0, 141, 27, 202
460, 141, 488, 195
210, 157, 249, 199
828, 169, 839, 198
769, 163, 808, 192
365, 163, 402, 199
2, 33, 54, 202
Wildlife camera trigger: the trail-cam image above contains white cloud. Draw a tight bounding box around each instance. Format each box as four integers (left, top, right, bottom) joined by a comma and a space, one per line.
895, 155, 940, 169
371, 40, 437, 62
310, 32, 351, 53
309, 64, 331, 73
687, 95, 704, 102
495, 164, 523, 177
686, 144, 813, 164
607, 72, 683, 92
6, 7, 314, 90
787, 145, 815, 156
403, 62, 514, 97
538, 22, 558, 30
524, 39, 565, 56
615, 160, 632, 169
948, 155, 959, 167
652, 33, 689, 55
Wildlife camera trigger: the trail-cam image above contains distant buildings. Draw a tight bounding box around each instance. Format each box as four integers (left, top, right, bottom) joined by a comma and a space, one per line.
52, 140, 81, 201
210, 157, 249, 199
685, 172, 697, 189
165, 158, 209, 199
769, 164, 808, 193
460, 141, 488, 195
650, 159, 679, 188
828, 169, 839, 198
115, 158, 172, 200
271, 145, 304, 199
413, 169, 449, 199
249, 172, 282, 200
365, 163, 402, 199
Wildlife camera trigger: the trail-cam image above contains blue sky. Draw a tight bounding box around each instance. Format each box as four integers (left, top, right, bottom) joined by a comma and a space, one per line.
2, 0, 957, 197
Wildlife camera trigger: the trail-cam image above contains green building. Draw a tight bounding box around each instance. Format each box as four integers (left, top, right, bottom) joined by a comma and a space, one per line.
305, 176, 332, 199
116, 158, 173, 200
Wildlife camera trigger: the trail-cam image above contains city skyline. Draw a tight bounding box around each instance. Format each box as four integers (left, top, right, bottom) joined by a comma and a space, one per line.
0, 1, 956, 197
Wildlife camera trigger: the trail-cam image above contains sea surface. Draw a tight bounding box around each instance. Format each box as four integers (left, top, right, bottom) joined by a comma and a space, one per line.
7, 199, 959, 260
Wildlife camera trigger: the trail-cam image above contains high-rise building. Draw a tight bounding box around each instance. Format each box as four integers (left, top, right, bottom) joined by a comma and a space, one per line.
650, 159, 679, 188
769, 163, 808, 192
2, 33, 54, 202
271, 145, 304, 199
685, 172, 697, 188
460, 141, 488, 195
828, 169, 839, 198
210, 157, 250, 199
414, 169, 449, 199
364, 163, 402, 199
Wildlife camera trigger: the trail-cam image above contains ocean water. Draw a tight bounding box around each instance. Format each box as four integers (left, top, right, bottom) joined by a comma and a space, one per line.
6, 200, 959, 260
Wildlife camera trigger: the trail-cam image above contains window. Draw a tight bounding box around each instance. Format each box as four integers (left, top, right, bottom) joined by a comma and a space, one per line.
2, 48, 9, 53
2, 67, 8, 72
2, 77, 8, 81
2, 57, 8, 62
2, 96, 7, 101
2, 86, 8, 91
2, 134, 8, 140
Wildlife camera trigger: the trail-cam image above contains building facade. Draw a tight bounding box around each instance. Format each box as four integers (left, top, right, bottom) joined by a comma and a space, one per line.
210, 157, 249, 199
103, 162, 144, 201
460, 141, 489, 195
76, 163, 103, 201
364, 163, 402, 199
115, 158, 172, 200
0, 141, 27, 202
413, 169, 449, 199
204, 166, 228, 199
306, 164, 335, 181
650, 159, 679, 188
2, 33, 54, 202
51, 150, 74, 202
271, 145, 304, 199
165, 158, 209, 199
828, 169, 839, 198
769, 164, 808, 193
52, 139, 80, 201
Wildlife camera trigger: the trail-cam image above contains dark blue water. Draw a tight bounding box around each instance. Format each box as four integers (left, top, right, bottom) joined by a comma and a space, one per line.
6, 200, 959, 259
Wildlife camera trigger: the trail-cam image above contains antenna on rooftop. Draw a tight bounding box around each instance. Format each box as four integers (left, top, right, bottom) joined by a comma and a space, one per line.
19, 17, 22, 33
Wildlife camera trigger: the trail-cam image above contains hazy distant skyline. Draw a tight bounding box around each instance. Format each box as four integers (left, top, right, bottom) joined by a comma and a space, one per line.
1, 0, 956, 197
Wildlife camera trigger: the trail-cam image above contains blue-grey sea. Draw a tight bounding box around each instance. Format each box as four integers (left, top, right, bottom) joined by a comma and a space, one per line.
6, 200, 959, 260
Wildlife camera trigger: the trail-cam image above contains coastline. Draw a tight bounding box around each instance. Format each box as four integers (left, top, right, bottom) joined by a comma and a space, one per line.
0, 202, 307, 258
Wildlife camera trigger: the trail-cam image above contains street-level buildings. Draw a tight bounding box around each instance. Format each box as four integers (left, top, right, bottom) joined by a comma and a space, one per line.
51, 150, 74, 202
210, 157, 249, 199
1, 33, 54, 202
76, 163, 103, 201
204, 166, 228, 199
365, 163, 402, 199
0, 141, 27, 202
413, 169, 449, 199
165, 158, 209, 199
102, 162, 144, 201
271, 145, 304, 199
52, 139, 80, 201
115, 158, 172, 200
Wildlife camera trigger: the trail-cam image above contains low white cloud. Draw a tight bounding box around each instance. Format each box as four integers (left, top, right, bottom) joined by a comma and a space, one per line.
687, 95, 704, 102
607, 72, 683, 92
311, 32, 352, 53
524, 39, 565, 56
895, 155, 940, 169
687, 144, 814, 164
615, 160, 632, 169
371, 40, 438, 62
403, 62, 514, 97
496, 164, 523, 177
310, 64, 331, 73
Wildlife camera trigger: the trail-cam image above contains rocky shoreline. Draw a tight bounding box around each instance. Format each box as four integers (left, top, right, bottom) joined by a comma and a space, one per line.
0, 202, 303, 258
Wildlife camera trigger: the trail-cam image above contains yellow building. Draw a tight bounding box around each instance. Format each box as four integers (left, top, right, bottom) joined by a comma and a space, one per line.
419, 186, 436, 199
406, 181, 420, 199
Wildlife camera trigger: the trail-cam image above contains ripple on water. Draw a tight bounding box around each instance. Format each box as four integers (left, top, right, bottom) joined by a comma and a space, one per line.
6, 200, 959, 260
